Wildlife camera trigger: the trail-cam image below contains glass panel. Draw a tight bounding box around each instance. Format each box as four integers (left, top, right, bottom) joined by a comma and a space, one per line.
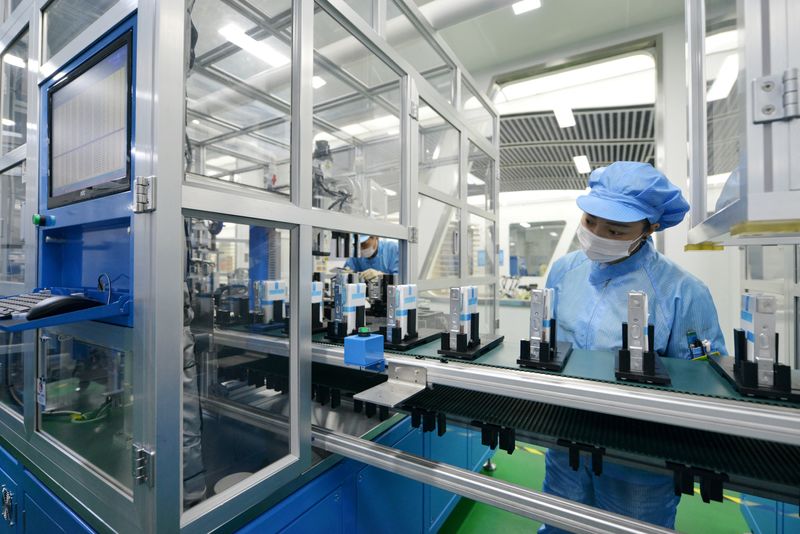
313, 6, 402, 222
745, 245, 787, 282
7, 0, 23, 14
704, 3, 742, 216
386, 0, 454, 103
467, 142, 493, 211
0, 164, 25, 283
0, 331, 25, 416
509, 221, 566, 277
417, 195, 458, 280
38, 325, 133, 489
185, 0, 292, 200
184, 216, 292, 510
468, 214, 494, 277
344, 0, 373, 27
461, 80, 494, 142
1, 31, 27, 154
42, 0, 118, 61
475, 284, 496, 334
419, 101, 459, 197
417, 288, 449, 331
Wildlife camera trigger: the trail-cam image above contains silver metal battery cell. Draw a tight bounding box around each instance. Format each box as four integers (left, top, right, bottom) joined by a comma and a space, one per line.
627, 291, 648, 373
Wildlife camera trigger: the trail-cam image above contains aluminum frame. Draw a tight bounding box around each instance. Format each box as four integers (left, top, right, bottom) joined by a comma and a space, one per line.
686, 0, 800, 244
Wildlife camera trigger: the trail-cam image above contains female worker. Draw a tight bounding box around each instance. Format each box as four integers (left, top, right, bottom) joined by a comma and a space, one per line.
539, 161, 726, 532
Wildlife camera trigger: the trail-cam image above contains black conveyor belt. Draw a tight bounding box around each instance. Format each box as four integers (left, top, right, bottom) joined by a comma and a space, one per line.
403, 385, 800, 495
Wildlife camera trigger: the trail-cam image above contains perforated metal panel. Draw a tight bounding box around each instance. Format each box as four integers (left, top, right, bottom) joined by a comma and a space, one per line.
499, 106, 656, 191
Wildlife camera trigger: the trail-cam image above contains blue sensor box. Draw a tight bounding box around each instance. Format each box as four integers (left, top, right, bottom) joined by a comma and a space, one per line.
344, 333, 385, 371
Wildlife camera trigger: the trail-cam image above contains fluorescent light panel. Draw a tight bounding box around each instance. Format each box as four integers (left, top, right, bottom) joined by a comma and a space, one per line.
519, 222, 531, 228
312, 76, 326, 89
706, 54, 738, 102
573, 155, 591, 174
553, 105, 575, 128
512, 0, 542, 15
218, 24, 289, 68
2, 54, 24, 68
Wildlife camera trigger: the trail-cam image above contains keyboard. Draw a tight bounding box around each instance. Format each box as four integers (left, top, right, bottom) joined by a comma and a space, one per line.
0, 291, 52, 319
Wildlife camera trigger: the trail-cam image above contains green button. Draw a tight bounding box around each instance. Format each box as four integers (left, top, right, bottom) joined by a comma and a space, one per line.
32, 214, 42, 225
358, 326, 371, 336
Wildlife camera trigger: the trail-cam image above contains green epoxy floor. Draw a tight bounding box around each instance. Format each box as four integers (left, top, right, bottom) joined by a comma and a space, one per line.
440, 443, 751, 534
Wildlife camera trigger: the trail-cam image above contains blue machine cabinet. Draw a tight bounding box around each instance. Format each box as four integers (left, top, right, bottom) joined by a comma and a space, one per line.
741, 495, 800, 534
0, 441, 93, 533
240, 417, 494, 534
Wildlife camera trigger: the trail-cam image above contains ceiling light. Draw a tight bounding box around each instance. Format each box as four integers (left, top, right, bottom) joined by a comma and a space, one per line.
362, 115, 399, 131
432, 145, 441, 160
519, 222, 531, 228
384, 188, 398, 197
312, 76, 327, 89
341, 123, 367, 136
1, 118, 14, 127
218, 24, 289, 68
206, 155, 236, 168
707, 172, 732, 186
2, 54, 24, 68
549, 231, 558, 237
386, 128, 399, 135
706, 53, 738, 102
553, 105, 575, 128
512, 0, 542, 15
191, 119, 199, 125
467, 174, 485, 186
573, 155, 591, 174
705, 30, 738, 55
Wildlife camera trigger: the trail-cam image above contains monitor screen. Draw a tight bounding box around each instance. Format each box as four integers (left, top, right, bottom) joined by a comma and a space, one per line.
48, 32, 131, 208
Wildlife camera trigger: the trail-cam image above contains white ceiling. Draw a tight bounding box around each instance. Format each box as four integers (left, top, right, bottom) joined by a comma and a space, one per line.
420, 0, 687, 82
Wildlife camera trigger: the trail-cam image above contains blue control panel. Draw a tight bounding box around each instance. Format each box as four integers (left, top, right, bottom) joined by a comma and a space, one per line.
23, 15, 138, 331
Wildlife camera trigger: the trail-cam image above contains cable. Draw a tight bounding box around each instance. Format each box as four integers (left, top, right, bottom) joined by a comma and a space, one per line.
97, 273, 112, 304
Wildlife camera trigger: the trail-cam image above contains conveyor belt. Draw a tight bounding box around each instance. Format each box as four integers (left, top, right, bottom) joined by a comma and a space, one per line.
312, 333, 799, 408
403, 384, 800, 495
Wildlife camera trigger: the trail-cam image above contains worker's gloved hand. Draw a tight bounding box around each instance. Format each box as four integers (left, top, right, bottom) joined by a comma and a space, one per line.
360, 268, 382, 282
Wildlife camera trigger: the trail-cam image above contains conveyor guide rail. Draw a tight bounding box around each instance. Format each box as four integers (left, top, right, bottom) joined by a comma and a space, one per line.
403, 385, 800, 494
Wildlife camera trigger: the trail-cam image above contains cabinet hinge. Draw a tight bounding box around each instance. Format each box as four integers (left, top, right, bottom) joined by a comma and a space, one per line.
132, 443, 155, 487
408, 226, 418, 243
753, 68, 799, 123
133, 175, 156, 213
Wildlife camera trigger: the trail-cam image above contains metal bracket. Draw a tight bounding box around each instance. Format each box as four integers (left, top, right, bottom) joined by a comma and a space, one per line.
133, 175, 156, 213
1, 485, 15, 526
353, 363, 427, 408
132, 443, 155, 487
753, 69, 799, 123
408, 226, 418, 243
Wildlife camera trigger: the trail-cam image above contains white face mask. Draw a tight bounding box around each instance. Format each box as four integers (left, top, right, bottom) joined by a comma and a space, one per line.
361, 242, 377, 258
577, 223, 646, 263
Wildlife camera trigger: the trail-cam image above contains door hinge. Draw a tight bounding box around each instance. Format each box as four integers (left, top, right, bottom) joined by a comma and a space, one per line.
1, 485, 16, 526
133, 175, 156, 213
408, 226, 418, 243
132, 444, 155, 487
753, 68, 799, 123
409, 100, 419, 120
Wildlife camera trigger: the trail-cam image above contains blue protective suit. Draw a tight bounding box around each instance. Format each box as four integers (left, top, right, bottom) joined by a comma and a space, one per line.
344, 239, 399, 274
538, 239, 726, 532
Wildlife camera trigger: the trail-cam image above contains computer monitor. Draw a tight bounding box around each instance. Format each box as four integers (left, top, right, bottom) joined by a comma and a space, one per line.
47, 31, 132, 209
